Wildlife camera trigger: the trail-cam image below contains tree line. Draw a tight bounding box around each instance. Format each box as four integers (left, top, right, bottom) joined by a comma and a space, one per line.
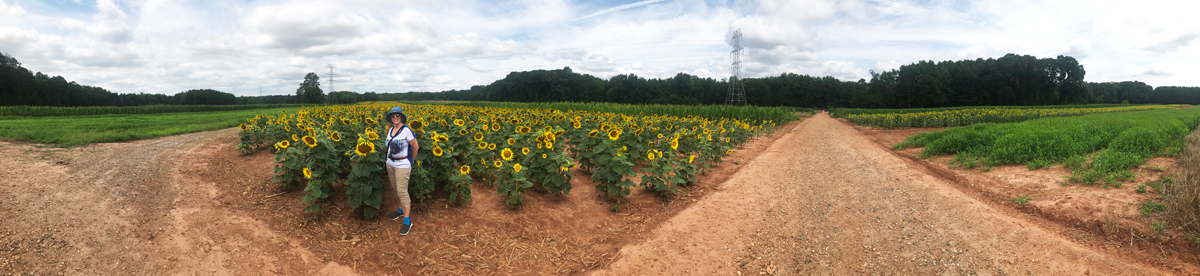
4, 50, 1200, 108
394, 53, 1200, 108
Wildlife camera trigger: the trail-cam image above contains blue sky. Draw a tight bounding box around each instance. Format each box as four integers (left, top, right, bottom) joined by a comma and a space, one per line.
0, 0, 1197, 96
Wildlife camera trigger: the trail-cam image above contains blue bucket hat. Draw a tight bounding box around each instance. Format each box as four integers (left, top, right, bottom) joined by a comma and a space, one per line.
386, 106, 404, 122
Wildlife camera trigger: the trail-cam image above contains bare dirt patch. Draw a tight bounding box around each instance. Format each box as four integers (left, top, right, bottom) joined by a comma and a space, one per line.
858, 124, 1200, 274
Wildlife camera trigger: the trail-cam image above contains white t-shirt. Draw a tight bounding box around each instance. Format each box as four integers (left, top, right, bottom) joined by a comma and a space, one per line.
385, 126, 416, 168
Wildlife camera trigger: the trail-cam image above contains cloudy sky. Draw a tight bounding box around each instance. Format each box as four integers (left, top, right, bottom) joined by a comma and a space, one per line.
0, 0, 1197, 96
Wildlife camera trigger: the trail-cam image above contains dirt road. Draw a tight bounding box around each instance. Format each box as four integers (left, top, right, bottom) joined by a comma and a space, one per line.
596, 113, 1165, 275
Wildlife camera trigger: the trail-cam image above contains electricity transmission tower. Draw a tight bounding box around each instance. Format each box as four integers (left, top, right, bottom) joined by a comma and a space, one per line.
326, 64, 338, 102
725, 29, 747, 106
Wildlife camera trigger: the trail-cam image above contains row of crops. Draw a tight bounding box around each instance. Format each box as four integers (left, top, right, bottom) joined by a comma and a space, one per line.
238, 102, 787, 218
0, 104, 302, 117
894, 108, 1200, 187
834, 104, 1186, 128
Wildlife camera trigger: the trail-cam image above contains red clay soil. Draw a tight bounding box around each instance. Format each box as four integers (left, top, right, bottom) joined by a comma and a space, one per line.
2, 114, 1194, 275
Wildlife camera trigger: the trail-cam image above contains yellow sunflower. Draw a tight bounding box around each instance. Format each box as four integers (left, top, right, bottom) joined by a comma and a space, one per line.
474, 132, 484, 141
491, 123, 501, 131
688, 155, 695, 163
501, 148, 514, 160
366, 131, 379, 141
238, 124, 248, 131
542, 153, 547, 159
459, 129, 468, 136
365, 117, 376, 125
726, 149, 734, 154
292, 134, 299, 141
279, 140, 290, 149
494, 160, 503, 168
657, 133, 663, 139
521, 147, 530, 155
588, 130, 599, 137
410, 120, 425, 131
432, 146, 444, 157
573, 121, 581, 129
519, 126, 531, 134
302, 167, 312, 179
302, 136, 317, 148
355, 141, 375, 156
459, 165, 470, 175
647, 150, 656, 161
513, 163, 523, 173
435, 134, 449, 143
478, 142, 488, 149
670, 138, 679, 150
454, 119, 465, 127
507, 138, 516, 145
330, 131, 341, 142
607, 130, 621, 141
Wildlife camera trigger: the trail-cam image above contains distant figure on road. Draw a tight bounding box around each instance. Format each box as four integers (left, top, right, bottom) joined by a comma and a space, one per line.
385, 106, 418, 235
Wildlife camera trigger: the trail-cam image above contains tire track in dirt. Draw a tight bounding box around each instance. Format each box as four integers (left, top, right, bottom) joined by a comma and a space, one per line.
595, 113, 1166, 275
0, 128, 352, 275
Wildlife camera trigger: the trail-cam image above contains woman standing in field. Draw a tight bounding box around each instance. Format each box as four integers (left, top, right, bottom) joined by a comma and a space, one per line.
385, 106, 418, 235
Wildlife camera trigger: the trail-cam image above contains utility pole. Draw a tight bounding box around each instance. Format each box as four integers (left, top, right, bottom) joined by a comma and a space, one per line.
725, 29, 747, 106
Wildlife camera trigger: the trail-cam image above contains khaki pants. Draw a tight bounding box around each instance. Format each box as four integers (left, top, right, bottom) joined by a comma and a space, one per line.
386, 166, 412, 207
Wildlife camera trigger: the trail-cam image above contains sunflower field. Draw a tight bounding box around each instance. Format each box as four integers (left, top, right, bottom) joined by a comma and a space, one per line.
237, 102, 784, 219
837, 104, 1186, 128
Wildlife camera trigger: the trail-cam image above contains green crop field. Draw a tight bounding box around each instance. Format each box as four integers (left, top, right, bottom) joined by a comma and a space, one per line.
894, 107, 1200, 186
0, 107, 295, 146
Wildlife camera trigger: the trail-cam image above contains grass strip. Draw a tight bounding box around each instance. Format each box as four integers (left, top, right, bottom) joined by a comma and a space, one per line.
0, 107, 292, 146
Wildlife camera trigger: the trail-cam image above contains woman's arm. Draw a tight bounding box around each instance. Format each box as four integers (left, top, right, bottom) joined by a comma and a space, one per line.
408, 139, 419, 161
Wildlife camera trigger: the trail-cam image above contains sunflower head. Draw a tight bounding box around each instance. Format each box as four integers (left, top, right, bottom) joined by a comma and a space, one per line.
588, 130, 599, 137
302, 136, 317, 148
280, 140, 290, 149
478, 142, 488, 149
436, 135, 449, 143
292, 134, 299, 141
330, 132, 342, 142
460, 165, 470, 175
725, 137, 731, 143
366, 131, 379, 141
521, 147, 530, 155
513, 163, 523, 173
474, 132, 484, 141
519, 126, 531, 134
494, 160, 503, 168
459, 129, 468, 136
491, 123, 501, 131
365, 117, 377, 125
607, 130, 621, 141
573, 116, 582, 122
657, 133, 663, 139
647, 150, 656, 161
302, 167, 312, 179
355, 141, 375, 156
507, 138, 516, 145
726, 149, 734, 154
238, 124, 248, 131
454, 119, 465, 127
542, 153, 547, 159
410, 120, 425, 131
670, 138, 679, 150
573, 121, 582, 129
689, 155, 696, 163
488, 143, 497, 150
501, 148, 514, 160
432, 146, 444, 157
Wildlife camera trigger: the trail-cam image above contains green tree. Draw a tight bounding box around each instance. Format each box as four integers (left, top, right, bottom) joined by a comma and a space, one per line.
296, 72, 324, 104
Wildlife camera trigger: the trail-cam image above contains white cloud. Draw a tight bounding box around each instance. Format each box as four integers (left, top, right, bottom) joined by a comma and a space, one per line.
2, 0, 1199, 96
